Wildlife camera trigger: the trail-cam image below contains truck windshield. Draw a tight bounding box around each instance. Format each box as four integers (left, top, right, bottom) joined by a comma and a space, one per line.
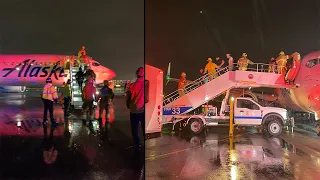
237, 99, 260, 110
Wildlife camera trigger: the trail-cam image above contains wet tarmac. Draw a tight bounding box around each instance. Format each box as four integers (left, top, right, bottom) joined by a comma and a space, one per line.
146, 127, 320, 180
0, 91, 144, 180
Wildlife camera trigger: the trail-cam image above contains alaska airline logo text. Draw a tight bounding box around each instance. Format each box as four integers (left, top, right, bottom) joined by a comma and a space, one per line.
2, 59, 65, 80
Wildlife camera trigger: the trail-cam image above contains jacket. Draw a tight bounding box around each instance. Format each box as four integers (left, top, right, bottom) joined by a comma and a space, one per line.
82, 84, 97, 101
42, 83, 58, 101
126, 77, 144, 113
99, 86, 114, 103
60, 85, 71, 97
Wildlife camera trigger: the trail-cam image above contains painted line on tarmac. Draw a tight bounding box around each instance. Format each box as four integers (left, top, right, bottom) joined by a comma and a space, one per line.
145, 133, 250, 161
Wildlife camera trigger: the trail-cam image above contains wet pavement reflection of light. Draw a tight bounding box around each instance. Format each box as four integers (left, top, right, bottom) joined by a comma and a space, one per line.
0, 91, 144, 180
146, 127, 320, 180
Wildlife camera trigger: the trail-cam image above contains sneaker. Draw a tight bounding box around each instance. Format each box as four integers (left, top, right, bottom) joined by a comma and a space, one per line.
51, 120, 59, 127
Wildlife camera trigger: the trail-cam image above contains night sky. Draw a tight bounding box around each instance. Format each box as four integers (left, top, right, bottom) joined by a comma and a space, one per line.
0, 0, 144, 80
146, 0, 320, 92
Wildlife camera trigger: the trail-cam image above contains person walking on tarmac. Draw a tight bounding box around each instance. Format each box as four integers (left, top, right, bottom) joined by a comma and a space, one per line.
203, 57, 223, 80
41, 77, 59, 126
98, 80, 114, 125
237, 52, 254, 71
126, 67, 144, 153
81, 78, 97, 125
226, 54, 234, 71
75, 67, 85, 91
60, 79, 72, 117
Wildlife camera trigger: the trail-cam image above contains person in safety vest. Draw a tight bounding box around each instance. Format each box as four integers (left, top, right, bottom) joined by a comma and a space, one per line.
178, 72, 190, 97
98, 80, 114, 125
41, 77, 59, 126
203, 57, 222, 80
268, 57, 276, 73
237, 52, 254, 71
126, 67, 144, 153
78, 46, 86, 59
226, 54, 234, 71
276, 51, 290, 74
81, 78, 97, 125
60, 79, 72, 117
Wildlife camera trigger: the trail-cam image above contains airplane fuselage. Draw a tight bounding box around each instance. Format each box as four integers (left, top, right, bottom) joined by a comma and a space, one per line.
0, 54, 116, 87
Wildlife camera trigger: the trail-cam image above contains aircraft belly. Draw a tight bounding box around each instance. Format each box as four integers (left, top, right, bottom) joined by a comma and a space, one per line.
277, 88, 307, 112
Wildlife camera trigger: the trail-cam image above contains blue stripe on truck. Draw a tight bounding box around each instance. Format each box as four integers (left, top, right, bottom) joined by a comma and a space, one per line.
234, 116, 262, 119
163, 106, 193, 115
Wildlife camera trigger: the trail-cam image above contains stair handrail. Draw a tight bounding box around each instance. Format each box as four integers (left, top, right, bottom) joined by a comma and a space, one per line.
163, 62, 287, 106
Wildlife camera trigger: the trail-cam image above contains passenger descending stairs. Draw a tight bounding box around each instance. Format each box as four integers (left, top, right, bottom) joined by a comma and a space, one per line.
70, 66, 83, 109
163, 63, 297, 115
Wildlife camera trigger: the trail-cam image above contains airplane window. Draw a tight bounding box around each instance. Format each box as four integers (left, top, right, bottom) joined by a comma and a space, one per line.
237, 99, 260, 110
305, 59, 319, 68
92, 62, 100, 66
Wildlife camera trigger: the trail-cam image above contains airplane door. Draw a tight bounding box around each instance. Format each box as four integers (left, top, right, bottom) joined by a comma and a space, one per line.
234, 99, 262, 125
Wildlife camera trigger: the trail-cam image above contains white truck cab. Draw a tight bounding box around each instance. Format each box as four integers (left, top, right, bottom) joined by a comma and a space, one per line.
167, 97, 288, 137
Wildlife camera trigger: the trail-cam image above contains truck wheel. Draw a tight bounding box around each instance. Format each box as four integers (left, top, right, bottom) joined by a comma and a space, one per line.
188, 118, 203, 135
267, 120, 283, 137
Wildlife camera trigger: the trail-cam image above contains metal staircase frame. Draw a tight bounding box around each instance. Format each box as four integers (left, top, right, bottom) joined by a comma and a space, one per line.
163, 63, 288, 107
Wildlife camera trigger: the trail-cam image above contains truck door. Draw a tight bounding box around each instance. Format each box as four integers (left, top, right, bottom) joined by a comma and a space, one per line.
234, 99, 262, 125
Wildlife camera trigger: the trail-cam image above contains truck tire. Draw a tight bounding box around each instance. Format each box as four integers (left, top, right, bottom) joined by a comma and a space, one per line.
267, 120, 283, 137
188, 118, 203, 135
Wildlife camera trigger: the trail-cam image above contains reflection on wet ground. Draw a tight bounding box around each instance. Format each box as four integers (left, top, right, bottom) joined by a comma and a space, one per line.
146, 127, 320, 180
0, 92, 144, 180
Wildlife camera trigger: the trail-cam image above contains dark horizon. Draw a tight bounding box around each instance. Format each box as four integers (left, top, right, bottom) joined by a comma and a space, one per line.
146, 0, 320, 93
0, 0, 144, 80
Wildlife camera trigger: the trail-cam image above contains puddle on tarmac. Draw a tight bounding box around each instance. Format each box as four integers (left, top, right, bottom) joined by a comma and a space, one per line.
148, 129, 320, 179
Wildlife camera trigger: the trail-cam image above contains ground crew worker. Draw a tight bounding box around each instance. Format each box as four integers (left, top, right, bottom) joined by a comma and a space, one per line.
226, 54, 234, 71
75, 67, 85, 91
60, 79, 72, 117
81, 78, 97, 125
78, 46, 86, 59
276, 51, 290, 74
268, 57, 276, 73
41, 77, 59, 126
126, 67, 144, 153
178, 72, 189, 97
237, 53, 254, 71
98, 80, 114, 124
203, 57, 222, 80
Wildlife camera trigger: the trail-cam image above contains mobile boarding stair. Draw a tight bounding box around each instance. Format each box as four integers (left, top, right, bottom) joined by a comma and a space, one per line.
163, 63, 298, 122
66, 56, 94, 109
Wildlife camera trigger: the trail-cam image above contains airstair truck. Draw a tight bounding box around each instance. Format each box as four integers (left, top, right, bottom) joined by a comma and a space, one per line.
164, 94, 288, 136
147, 63, 293, 138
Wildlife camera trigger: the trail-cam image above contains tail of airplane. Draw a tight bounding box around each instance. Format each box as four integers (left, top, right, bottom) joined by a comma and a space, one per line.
165, 62, 181, 85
